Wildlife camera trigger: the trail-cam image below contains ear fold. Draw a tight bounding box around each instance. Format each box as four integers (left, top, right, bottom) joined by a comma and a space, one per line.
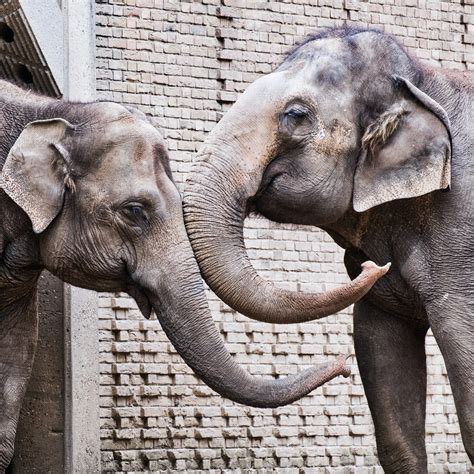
0, 118, 75, 233
353, 76, 451, 213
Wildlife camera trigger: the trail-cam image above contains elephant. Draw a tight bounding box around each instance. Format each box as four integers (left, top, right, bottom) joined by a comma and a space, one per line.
183, 27, 473, 472
0, 79, 389, 471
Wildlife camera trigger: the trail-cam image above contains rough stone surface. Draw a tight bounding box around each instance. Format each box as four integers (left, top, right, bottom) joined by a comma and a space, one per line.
64, 286, 101, 473
95, 0, 472, 471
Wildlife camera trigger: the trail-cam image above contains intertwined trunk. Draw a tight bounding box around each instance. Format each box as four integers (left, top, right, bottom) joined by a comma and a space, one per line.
134, 207, 352, 408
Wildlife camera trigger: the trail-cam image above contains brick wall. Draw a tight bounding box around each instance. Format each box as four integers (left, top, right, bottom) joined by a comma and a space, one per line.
95, 1, 472, 472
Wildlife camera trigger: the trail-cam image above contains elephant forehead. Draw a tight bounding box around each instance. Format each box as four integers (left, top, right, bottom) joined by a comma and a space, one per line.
106, 146, 156, 183
99, 117, 162, 149
81, 136, 162, 200
282, 38, 352, 79
93, 117, 162, 165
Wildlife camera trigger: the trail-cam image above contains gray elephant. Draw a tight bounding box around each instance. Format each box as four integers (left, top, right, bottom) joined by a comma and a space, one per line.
0, 79, 386, 471
184, 27, 473, 472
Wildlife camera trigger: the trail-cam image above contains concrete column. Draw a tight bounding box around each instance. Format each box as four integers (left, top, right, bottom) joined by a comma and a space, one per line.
63, 0, 96, 101
62, 1, 99, 473
11, 1, 99, 473
64, 286, 100, 473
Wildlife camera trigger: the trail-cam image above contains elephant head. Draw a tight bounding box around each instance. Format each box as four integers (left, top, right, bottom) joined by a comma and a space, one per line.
183, 27, 450, 323
0, 102, 349, 407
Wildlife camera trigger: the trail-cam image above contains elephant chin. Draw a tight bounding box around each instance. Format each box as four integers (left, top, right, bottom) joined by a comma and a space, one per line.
127, 284, 153, 319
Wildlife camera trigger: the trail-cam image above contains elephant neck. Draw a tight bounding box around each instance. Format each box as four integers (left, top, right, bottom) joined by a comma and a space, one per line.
323, 208, 373, 251
324, 203, 407, 269
0, 184, 42, 302
0, 225, 41, 311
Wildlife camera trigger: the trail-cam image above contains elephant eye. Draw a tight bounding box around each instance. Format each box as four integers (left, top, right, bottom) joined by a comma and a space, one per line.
130, 206, 143, 217
286, 108, 307, 120
123, 203, 148, 223
280, 104, 312, 137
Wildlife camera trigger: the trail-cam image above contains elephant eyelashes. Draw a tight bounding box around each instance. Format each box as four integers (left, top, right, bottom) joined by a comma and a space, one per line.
283, 106, 309, 126
286, 108, 307, 120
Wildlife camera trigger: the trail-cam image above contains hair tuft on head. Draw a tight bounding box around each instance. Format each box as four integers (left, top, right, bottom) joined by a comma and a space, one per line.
362, 105, 407, 153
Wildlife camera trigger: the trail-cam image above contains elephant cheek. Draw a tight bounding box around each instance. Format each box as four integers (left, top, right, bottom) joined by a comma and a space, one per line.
256, 174, 351, 227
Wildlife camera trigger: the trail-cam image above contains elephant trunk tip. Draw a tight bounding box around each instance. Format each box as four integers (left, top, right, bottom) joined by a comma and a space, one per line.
325, 353, 351, 379
361, 260, 391, 276
297, 353, 352, 397
339, 353, 352, 378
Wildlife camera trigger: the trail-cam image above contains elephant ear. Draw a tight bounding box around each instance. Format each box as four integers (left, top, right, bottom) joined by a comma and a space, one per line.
353, 76, 451, 213
0, 118, 75, 233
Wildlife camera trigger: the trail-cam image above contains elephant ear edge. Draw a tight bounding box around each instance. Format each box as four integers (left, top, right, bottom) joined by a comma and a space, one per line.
353, 76, 451, 213
0, 118, 75, 234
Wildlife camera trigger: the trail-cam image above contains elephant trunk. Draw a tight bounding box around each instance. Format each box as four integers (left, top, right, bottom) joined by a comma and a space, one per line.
183, 75, 389, 324
134, 209, 351, 408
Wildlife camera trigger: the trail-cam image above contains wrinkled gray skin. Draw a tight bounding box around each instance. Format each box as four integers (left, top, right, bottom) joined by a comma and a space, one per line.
184, 28, 473, 472
0, 81, 357, 471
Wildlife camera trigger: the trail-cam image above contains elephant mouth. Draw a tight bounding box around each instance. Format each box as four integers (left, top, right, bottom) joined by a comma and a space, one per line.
246, 171, 284, 216
127, 283, 153, 319
257, 167, 284, 196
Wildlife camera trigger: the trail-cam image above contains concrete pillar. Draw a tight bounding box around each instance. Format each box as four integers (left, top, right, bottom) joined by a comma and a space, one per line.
11, 1, 99, 472
63, 0, 96, 102
62, 1, 99, 472
64, 286, 100, 473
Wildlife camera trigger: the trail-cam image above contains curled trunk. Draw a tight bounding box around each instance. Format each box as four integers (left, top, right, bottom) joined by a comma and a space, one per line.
138, 228, 351, 408
183, 73, 389, 324
184, 140, 389, 325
